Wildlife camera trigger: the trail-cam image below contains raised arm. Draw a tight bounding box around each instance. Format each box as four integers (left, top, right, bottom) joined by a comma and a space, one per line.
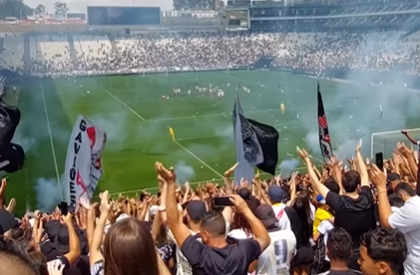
401, 130, 419, 146
89, 191, 111, 265
156, 162, 191, 247
62, 212, 81, 265
297, 147, 330, 199
355, 139, 369, 187
230, 195, 270, 252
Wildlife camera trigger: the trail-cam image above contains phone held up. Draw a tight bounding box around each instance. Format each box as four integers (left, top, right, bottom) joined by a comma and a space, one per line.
59, 201, 69, 216
213, 197, 234, 207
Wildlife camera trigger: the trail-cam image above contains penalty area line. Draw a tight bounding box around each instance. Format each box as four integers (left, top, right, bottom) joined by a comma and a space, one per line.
105, 90, 146, 121
173, 140, 224, 178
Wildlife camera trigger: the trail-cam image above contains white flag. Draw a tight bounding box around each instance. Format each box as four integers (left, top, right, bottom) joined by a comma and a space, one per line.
64, 115, 106, 206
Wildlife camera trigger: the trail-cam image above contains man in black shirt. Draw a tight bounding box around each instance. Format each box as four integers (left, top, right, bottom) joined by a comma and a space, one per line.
318, 227, 361, 275
156, 162, 270, 275
298, 141, 376, 271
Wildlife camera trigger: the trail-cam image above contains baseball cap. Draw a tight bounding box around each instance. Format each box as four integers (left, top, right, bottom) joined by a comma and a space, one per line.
254, 204, 279, 229
0, 209, 17, 234
387, 173, 401, 182
149, 205, 160, 217
44, 220, 61, 241
316, 195, 326, 205
186, 201, 207, 222
268, 185, 288, 203
116, 213, 130, 223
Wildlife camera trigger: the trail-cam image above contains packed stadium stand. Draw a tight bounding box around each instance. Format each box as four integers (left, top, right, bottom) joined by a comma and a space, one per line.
3, 1, 420, 275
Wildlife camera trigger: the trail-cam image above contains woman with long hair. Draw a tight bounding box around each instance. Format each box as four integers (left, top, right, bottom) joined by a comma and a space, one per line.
89, 191, 171, 275
286, 192, 314, 275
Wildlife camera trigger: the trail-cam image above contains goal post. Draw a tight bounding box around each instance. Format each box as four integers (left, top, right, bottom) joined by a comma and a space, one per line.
371, 128, 420, 158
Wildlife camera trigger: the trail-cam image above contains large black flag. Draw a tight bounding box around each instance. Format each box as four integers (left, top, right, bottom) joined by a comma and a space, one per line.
317, 83, 333, 162
0, 98, 25, 173
233, 96, 279, 184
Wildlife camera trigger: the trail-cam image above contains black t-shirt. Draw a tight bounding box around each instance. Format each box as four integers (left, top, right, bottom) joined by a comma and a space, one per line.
326, 186, 376, 251
319, 269, 362, 275
181, 234, 261, 275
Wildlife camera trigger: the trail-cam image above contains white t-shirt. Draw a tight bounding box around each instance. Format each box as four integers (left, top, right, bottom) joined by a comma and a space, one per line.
228, 228, 253, 240
388, 195, 420, 275
272, 203, 291, 231
256, 229, 296, 275
316, 220, 334, 262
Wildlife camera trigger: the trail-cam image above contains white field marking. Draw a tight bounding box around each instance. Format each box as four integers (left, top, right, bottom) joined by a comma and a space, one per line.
174, 140, 224, 178
40, 81, 63, 199
105, 90, 146, 121
102, 166, 310, 197
79, 90, 85, 96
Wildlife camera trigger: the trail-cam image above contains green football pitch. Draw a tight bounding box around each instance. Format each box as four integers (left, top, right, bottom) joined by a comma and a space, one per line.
5, 70, 420, 213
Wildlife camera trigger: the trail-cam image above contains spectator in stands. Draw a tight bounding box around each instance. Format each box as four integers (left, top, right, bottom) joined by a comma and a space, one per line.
157, 162, 270, 275
89, 190, 170, 275
370, 163, 420, 275
290, 192, 314, 275
359, 228, 407, 275
319, 227, 361, 275
253, 203, 297, 275
298, 142, 376, 271
0, 235, 39, 275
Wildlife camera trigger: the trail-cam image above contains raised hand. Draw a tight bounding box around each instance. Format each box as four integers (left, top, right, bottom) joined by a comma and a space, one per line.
368, 164, 387, 191
0, 178, 7, 198
62, 212, 73, 225
224, 162, 239, 177
296, 147, 310, 162
401, 130, 408, 135
78, 197, 92, 210
47, 260, 65, 275
155, 162, 176, 182
240, 177, 248, 188
6, 198, 16, 213
229, 194, 249, 215
99, 191, 111, 214
356, 139, 362, 152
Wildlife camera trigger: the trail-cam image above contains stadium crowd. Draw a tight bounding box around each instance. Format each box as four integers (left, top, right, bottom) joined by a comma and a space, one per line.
1, 138, 419, 275
2, 30, 420, 77
2, 27, 420, 275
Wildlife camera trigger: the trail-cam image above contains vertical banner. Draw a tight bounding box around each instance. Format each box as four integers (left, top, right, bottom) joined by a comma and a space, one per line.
64, 115, 106, 205
317, 83, 333, 162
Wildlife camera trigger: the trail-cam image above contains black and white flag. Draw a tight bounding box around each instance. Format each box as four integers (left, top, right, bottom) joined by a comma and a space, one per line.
233, 96, 279, 184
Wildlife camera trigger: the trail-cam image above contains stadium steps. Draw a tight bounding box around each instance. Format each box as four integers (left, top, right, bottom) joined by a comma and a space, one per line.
67, 35, 78, 64
23, 35, 30, 70
107, 34, 120, 57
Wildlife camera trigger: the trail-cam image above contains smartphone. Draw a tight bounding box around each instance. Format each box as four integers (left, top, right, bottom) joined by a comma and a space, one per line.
375, 152, 384, 171
213, 197, 234, 207
59, 201, 68, 216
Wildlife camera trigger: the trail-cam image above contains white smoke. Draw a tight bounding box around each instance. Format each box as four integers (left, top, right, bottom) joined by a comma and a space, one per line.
174, 161, 195, 184
35, 177, 62, 212
278, 158, 300, 177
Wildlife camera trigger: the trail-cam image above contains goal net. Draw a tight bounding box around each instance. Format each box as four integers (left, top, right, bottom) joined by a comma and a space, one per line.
371, 128, 420, 158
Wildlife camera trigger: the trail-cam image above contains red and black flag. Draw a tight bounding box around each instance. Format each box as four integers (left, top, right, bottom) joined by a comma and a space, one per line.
317, 83, 333, 162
